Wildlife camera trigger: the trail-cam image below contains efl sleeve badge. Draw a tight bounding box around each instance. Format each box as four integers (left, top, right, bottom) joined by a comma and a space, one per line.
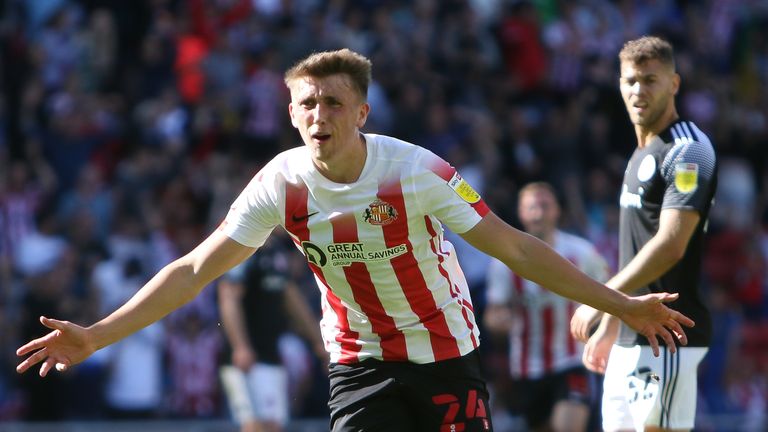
447, 172, 481, 204
674, 163, 699, 193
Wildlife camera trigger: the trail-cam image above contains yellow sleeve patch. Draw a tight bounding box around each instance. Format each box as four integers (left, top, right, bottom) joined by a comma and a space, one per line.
674, 163, 699, 193
448, 172, 481, 203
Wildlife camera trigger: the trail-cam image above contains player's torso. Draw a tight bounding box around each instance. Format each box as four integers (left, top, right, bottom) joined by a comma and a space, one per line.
616, 121, 717, 346
274, 135, 482, 363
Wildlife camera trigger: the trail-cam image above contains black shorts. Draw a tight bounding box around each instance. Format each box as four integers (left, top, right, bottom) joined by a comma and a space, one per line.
504, 366, 591, 429
328, 350, 493, 432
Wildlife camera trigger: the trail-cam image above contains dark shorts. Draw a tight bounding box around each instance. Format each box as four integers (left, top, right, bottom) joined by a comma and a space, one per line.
328, 350, 493, 432
505, 366, 591, 429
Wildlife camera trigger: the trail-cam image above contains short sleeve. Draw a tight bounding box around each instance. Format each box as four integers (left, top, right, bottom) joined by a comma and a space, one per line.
219, 169, 282, 248
415, 152, 490, 234
660, 139, 717, 213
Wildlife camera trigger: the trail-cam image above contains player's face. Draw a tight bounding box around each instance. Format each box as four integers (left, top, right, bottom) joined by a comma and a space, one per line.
518, 190, 559, 240
619, 59, 679, 132
288, 74, 370, 165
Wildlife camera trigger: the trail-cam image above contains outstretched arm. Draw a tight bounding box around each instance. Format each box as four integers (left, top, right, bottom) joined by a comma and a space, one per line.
459, 211, 693, 355
17, 230, 256, 377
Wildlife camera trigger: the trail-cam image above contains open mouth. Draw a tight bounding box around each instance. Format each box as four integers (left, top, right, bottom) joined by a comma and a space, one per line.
312, 133, 331, 142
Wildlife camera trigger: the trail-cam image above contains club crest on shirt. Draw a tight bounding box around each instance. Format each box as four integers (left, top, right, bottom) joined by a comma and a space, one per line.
637, 155, 656, 182
363, 199, 398, 226
674, 162, 699, 193
448, 172, 480, 203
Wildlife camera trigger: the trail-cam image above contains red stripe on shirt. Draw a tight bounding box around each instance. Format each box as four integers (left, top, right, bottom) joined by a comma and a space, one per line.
330, 213, 408, 361
424, 216, 478, 348
471, 199, 490, 217
426, 157, 456, 181
513, 274, 528, 376
379, 181, 461, 361
284, 181, 360, 364
543, 305, 554, 373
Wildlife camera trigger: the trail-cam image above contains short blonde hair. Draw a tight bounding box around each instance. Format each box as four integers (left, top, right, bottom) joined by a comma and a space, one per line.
619, 36, 675, 70
284, 48, 372, 100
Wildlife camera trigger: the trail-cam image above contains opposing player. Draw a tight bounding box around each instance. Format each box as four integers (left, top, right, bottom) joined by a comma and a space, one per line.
218, 233, 326, 432
485, 182, 609, 432
570, 36, 717, 432
17, 48, 693, 432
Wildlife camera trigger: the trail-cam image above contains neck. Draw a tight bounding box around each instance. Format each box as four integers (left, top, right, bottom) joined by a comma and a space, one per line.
636, 108, 679, 148
314, 133, 367, 183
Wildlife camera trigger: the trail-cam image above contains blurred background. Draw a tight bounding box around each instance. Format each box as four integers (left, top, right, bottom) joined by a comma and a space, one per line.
0, 0, 766, 431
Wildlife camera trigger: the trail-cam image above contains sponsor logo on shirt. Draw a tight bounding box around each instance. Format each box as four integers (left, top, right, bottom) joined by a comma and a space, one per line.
674, 162, 699, 193
301, 241, 408, 267
447, 172, 480, 204
619, 184, 643, 209
363, 200, 398, 225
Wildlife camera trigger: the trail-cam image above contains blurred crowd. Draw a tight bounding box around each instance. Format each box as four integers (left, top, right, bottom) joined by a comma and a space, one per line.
0, 0, 767, 429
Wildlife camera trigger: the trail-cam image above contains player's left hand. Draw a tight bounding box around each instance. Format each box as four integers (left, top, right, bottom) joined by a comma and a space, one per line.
582, 329, 615, 374
618, 292, 693, 356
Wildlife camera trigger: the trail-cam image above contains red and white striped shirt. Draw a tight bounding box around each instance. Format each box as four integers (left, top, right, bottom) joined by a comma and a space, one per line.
221, 134, 490, 364
486, 230, 609, 379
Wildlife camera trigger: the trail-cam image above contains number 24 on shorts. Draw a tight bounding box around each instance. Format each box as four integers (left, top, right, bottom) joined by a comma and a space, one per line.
432, 390, 490, 431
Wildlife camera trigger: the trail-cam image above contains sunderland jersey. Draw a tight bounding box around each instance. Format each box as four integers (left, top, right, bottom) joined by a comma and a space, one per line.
617, 120, 717, 347
220, 134, 490, 365
486, 230, 609, 379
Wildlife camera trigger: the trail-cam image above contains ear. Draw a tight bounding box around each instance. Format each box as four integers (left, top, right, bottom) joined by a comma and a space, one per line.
356, 102, 371, 129
671, 72, 681, 96
288, 102, 299, 129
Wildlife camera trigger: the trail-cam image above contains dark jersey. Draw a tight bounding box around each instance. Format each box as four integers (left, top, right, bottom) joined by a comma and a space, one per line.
221, 239, 292, 364
617, 120, 717, 347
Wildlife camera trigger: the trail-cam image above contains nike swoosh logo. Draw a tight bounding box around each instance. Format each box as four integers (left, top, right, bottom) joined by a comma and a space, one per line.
291, 211, 319, 222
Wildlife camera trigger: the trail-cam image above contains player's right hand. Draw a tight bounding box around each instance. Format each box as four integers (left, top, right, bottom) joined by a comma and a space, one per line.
16, 316, 95, 377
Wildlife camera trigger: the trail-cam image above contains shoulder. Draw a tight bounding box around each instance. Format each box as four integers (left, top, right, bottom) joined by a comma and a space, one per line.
248, 146, 311, 186
660, 121, 717, 174
366, 133, 430, 160
365, 133, 454, 177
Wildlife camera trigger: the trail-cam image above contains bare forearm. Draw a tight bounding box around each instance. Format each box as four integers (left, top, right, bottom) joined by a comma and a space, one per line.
88, 260, 205, 350
285, 284, 323, 348
218, 285, 252, 350
606, 236, 681, 294
508, 234, 628, 317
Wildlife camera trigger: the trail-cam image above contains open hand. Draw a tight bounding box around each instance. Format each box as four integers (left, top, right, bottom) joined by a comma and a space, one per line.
619, 292, 694, 356
16, 316, 95, 377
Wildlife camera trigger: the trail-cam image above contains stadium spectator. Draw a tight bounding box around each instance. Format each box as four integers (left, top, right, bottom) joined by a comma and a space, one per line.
218, 232, 325, 432
485, 182, 609, 432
